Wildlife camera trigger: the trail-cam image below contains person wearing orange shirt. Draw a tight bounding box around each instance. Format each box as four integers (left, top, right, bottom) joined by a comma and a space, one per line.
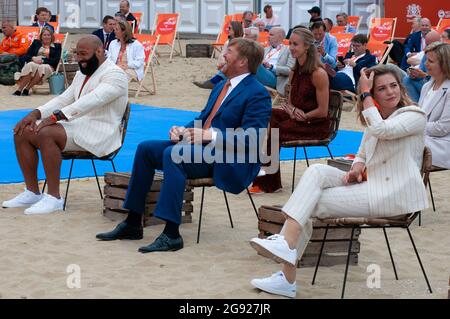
0, 20, 29, 57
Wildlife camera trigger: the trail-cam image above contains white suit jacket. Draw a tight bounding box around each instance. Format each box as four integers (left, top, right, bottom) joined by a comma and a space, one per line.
418, 79, 450, 168
354, 106, 428, 216
107, 39, 145, 81
264, 45, 295, 95
37, 59, 128, 157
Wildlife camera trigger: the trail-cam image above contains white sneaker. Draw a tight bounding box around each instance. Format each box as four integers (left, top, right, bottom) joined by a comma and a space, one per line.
250, 234, 297, 266
24, 194, 64, 215
2, 189, 42, 208
251, 271, 297, 298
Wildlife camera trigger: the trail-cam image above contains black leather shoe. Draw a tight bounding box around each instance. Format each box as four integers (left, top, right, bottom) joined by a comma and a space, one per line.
96, 221, 143, 241
138, 233, 183, 253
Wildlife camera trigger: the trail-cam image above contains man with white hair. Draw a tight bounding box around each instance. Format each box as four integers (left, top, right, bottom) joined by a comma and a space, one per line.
255, 27, 295, 95
244, 27, 259, 41
336, 12, 356, 33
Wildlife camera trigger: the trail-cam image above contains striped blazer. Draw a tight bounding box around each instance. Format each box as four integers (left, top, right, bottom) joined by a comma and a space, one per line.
37, 59, 128, 157
354, 106, 428, 216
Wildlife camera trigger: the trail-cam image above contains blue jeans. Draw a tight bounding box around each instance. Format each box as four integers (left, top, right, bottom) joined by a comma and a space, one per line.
330, 72, 355, 92
255, 65, 277, 88
403, 75, 427, 102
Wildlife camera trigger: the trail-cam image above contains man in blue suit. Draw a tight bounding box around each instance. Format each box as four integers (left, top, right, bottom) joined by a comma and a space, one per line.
311, 21, 338, 68
92, 15, 116, 50
96, 38, 272, 252
401, 17, 431, 70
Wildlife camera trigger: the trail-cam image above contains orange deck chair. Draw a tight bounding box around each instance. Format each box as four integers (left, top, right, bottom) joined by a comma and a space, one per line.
133, 12, 143, 34
436, 18, 450, 33
330, 26, 347, 35
258, 31, 270, 47
151, 13, 181, 61
48, 21, 59, 33
367, 41, 394, 64
347, 15, 362, 32
211, 14, 233, 58
334, 33, 354, 57
368, 17, 397, 44
16, 26, 40, 44
130, 34, 160, 97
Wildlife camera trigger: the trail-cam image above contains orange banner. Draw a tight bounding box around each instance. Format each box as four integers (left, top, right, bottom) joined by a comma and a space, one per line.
384, 0, 450, 38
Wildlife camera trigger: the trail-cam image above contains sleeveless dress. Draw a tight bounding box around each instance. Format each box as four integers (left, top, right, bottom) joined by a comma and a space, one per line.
252, 68, 331, 193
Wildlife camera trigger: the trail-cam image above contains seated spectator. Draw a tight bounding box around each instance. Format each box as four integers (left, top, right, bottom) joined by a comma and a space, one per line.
335, 12, 356, 33
286, 24, 308, 40
250, 28, 330, 194
116, 0, 138, 32
249, 64, 428, 298
255, 27, 295, 95
418, 42, 450, 168
330, 34, 377, 92
13, 27, 61, 96
323, 18, 333, 33
244, 27, 259, 41
107, 20, 145, 82
258, 4, 280, 30
403, 30, 441, 102
388, 17, 422, 66
310, 21, 337, 68
114, 12, 126, 23
32, 7, 54, 32
441, 29, 450, 42
1, 35, 128, 214
93, 15, 117, 50
193, 21, 243, 89
0, 20, 29, 57
307, 6, 322, 28
401, 17, 431, 70
242, 11, 254, 29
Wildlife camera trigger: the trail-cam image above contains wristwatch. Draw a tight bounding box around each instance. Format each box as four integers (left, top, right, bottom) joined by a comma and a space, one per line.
52, 109, 64, 121
360, 92, 372, 101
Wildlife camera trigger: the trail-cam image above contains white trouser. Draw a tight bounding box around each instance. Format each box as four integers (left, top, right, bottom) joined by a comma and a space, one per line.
280, 164, 370, 259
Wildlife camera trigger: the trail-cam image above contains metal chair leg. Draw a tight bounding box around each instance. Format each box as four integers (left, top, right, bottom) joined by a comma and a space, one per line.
91, 159, 103, 199
303, 147, 310, 167
341, 226, 356, 299
196, 187, 206, 244
291, 147, 297, 193
406, 227, 433, 293
63, 159, 74, 211
383, 227, 399, 280
110, 159, 117, 173
246, 188, 259, 220
312, 224, 329, 285
222, 191, 233, 228
326, 145, 334, 159
428, 180, 436, 212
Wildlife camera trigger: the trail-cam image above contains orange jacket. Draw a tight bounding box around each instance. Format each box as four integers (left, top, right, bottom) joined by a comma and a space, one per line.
0, 31, 29, 56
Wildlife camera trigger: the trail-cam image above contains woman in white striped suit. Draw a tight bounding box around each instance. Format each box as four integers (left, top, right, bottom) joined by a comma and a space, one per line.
249, 64, 429, 298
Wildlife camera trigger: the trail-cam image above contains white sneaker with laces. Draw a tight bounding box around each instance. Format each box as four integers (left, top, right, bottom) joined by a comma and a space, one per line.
251, 271, 297, 298
2, 189, 43, 208
24, 194, 64, 215
250, 234, 297, 266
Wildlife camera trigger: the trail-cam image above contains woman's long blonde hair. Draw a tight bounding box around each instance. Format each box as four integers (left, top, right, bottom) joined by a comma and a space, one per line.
356, 64, 414, 126
290, 27, 322, 74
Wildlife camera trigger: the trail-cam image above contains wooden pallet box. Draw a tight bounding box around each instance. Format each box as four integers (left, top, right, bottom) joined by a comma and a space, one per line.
186, 44, 213, 58
258, 205, 361, 267
103, 172, 193, 227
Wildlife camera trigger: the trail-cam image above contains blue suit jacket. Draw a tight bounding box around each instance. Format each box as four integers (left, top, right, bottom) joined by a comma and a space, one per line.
322, 33, 338, 68
92, 29, 116, 50
31, 22, 54, 32
344, 50, 377, 85
185, 75, 272, 194
401, 31, 423, 69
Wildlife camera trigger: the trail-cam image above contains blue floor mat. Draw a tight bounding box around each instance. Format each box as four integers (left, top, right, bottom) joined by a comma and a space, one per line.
0, 104, 362, 184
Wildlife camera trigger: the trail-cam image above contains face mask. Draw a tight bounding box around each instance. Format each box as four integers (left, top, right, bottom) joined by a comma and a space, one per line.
78, 53, 99, 76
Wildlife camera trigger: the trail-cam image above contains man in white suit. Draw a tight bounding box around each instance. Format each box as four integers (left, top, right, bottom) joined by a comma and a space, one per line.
2, 35, 128, 215
255, 27, 295, 96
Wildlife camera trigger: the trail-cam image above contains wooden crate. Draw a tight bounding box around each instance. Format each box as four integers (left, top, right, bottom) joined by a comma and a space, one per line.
186, 44, 213, 58
258, 205, 361, 267
103, 172, 193, 227
59, 62, 79, 85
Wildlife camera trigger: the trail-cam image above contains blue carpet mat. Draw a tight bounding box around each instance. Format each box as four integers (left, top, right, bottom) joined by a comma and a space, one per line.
0, 104, 362, 184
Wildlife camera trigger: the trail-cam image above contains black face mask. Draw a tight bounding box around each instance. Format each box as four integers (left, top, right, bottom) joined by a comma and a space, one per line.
78, 54, 99, 76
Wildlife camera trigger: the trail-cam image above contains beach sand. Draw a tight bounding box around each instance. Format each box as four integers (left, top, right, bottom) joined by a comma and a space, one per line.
0, 35, 448, 299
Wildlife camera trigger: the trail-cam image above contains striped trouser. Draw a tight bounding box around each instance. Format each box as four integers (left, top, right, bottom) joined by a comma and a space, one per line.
280, 164, 370, 259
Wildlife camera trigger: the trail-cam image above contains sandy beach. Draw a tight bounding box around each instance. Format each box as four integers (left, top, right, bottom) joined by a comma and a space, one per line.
0, 35, 448, 299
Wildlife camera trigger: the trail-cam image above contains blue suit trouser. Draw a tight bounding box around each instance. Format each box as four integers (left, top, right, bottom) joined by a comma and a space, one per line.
123, 140, 214, 225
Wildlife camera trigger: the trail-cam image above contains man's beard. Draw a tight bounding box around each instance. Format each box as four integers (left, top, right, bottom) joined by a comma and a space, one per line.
78, 54, 99, 76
